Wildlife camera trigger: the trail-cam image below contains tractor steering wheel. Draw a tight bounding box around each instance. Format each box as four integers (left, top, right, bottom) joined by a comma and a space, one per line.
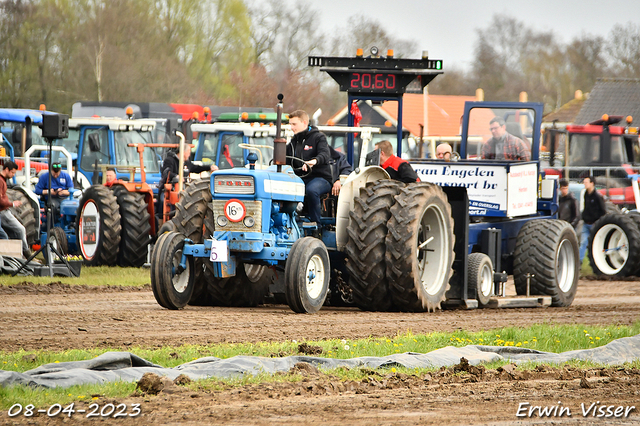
285, 156, 313, 178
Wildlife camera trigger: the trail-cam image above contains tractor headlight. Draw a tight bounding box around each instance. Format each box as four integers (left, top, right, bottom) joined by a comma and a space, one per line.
243, 216, 255, 228
217, 216, 228, 227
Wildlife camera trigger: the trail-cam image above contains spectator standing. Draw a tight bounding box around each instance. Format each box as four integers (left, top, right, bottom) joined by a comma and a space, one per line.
579, 176, 607, 263
558, 178, 579, 229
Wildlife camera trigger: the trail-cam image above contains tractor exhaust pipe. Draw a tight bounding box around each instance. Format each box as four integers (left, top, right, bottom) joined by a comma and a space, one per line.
273, 93, 286, 172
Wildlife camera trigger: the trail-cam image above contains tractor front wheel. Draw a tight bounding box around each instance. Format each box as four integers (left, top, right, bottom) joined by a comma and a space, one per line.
150, 231, 194, 310
285, 237, 330, 314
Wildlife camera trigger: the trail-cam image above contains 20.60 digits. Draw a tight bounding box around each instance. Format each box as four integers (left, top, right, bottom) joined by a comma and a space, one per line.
8, 402, 141, 418
349, 72, 396, 90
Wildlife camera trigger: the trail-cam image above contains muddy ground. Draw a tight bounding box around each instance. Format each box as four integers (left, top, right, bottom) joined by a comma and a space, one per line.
1, 278, 640, 425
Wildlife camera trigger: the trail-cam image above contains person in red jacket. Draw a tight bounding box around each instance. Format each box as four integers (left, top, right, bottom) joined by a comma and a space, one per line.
374, 140, 419, 183
104, 168, 117, 187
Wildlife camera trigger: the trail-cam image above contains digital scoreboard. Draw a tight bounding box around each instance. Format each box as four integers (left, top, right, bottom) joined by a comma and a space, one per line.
308, 52, 443, 95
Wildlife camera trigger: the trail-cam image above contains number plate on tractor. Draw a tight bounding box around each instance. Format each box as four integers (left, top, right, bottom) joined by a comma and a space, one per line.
209, 240, 228, 263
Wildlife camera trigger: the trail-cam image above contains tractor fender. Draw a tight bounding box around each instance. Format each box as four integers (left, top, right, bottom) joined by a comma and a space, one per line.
335, 165, 390, 251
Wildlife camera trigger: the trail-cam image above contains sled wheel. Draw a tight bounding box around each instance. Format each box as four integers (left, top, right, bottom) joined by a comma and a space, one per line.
468, 253, 493, 307
514, 219, 579, 307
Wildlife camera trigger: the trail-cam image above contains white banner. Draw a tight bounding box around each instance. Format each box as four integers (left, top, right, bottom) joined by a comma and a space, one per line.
412, 163, 508, 215
412, 162, 538, 217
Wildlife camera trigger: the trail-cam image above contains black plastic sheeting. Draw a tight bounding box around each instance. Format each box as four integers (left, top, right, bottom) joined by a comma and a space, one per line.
2, 334, 639, 389
0, 255, 37, 276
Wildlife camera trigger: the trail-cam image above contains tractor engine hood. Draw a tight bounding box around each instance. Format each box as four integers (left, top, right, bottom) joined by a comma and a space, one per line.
211, 167, 304, 203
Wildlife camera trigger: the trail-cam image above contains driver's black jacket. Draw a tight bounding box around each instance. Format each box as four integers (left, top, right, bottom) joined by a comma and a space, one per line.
158, 150, 210, 188
286, 125, 332, 184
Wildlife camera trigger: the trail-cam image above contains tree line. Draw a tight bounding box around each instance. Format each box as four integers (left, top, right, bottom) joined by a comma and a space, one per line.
1, 0, 639, 119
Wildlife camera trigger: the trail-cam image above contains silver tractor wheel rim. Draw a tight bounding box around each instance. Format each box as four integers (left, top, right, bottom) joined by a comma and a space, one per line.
306, 254, 325, 299
556, 239, 576, 292
417, 204, 449, 296
479, 261, 493, 298
592, 224, 629, 275
171, 248, 190, 294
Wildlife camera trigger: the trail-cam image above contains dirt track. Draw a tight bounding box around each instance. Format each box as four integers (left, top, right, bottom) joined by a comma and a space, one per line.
1, 278, 640, 425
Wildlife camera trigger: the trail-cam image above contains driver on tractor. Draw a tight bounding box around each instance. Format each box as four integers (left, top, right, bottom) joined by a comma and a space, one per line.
286, 110, 332, 224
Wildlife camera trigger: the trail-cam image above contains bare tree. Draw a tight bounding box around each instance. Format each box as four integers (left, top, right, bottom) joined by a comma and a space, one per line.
328, 15, 417, 58
607, 22, 640, 78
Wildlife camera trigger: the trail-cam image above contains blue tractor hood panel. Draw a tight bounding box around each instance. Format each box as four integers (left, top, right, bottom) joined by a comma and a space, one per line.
212, 167, 305, 203
0, 108, 50, 123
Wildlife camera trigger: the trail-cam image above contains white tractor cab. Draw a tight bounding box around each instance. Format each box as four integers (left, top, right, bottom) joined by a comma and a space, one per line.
190, 121, 381, 171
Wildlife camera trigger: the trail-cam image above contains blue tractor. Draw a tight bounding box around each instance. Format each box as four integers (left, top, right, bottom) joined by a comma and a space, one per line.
150, 51, 579, 313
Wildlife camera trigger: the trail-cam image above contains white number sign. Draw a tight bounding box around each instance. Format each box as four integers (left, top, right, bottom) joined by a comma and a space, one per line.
209, 240, 228, 263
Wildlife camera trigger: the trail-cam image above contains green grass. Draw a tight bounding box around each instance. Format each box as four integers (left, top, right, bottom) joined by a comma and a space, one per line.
1, 323, 639, 410
0, 266, 150, 287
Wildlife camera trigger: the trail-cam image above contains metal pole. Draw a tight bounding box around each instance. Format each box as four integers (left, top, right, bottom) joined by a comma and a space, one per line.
396, 97, 403, 158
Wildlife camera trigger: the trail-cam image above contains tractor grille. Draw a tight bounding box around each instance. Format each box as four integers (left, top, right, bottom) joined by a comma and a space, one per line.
213, 175, 255, 195
211, 200, 262, 232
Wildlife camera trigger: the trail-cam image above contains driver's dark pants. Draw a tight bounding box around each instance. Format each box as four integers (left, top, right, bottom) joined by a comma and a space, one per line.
303, 177, 331, 224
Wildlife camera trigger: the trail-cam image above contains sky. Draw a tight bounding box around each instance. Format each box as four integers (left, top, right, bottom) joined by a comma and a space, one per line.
311, 0, 640, 71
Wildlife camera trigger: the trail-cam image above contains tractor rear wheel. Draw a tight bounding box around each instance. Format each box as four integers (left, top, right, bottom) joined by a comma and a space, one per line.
172, 179, 212, 242
588, 213, 640, 278
150, 231, 194, 310
6, 189, 38, 245
385, 183, 454, 312
513, 219, 579, 307
111, 185, 151, 268
285, 237, 330, 313
76, 185, 121, 266
345, 180, 402, 311
206, 262, 273, 307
